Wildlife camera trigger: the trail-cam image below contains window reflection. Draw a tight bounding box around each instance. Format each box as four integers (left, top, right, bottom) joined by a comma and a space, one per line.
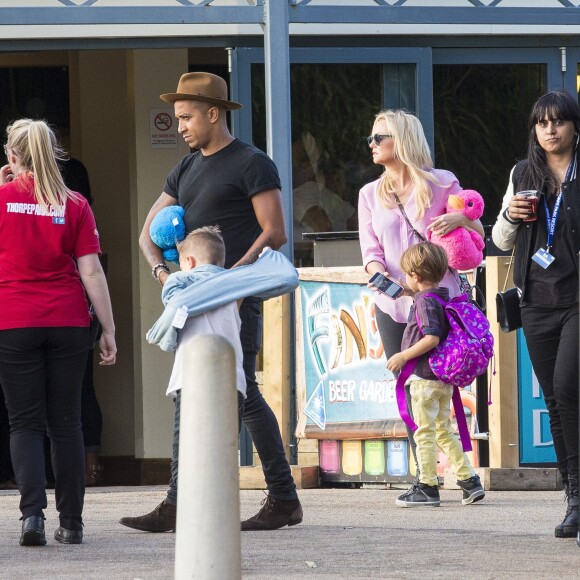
433, 63, 546, 225
252, 63, 382, 265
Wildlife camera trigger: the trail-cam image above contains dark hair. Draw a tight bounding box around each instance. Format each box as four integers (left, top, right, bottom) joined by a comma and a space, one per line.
519, 90, 580, 195
400, 241, 448, 284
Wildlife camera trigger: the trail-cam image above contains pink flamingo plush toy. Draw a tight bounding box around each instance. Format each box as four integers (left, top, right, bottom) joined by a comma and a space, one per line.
429, 189, 485, 271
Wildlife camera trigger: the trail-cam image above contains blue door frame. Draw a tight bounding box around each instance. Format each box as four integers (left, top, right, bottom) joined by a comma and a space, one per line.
230, 44, 568, 467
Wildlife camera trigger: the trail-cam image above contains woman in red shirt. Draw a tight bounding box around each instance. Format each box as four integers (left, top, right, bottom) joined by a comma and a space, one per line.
0, 119, 116, 547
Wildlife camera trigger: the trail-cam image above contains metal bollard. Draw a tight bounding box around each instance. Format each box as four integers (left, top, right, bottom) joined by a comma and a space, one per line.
175, 334, 241, 579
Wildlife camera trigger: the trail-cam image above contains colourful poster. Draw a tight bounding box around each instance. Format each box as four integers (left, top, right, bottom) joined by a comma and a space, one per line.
296, 280, 405, 439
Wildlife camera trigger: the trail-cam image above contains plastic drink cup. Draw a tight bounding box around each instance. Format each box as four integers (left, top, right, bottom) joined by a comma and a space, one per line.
518, 190, 539, 222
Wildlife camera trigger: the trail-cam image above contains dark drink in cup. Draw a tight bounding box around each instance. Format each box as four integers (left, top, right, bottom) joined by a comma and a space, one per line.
518, 190, 539, 222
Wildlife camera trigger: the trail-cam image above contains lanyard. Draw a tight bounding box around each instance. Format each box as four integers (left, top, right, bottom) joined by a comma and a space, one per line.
542, 156, 577, 251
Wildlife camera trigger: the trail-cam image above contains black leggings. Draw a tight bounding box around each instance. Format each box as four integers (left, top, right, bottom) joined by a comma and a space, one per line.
521, 305, 578, 481
374, 307, 418, 465
0, 327, 88, 529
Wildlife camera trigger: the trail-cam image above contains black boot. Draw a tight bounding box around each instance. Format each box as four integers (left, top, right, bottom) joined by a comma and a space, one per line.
555, 474, 578, 539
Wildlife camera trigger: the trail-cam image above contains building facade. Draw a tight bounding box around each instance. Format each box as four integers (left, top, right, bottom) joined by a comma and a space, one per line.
0, 0, 578, 479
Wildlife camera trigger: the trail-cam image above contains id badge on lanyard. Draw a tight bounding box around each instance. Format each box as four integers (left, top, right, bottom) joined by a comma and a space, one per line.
531, 157, 577, 269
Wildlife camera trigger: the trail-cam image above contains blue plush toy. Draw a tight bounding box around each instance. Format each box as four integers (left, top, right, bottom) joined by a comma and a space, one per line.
149, 206, 186, 264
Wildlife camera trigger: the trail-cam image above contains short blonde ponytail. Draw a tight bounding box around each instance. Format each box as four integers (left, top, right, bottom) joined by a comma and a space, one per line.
6, 118, 76, 209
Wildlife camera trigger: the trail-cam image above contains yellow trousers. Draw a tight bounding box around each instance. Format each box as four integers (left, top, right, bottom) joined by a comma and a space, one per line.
410, 379, 475, 487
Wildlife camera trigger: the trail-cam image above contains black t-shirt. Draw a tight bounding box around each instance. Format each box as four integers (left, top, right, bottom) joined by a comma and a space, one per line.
523, 192, 578, 308
164, 139, 282, 268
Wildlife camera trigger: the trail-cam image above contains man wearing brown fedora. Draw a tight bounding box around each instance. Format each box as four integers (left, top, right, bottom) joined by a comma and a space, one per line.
121, 72, 302, 533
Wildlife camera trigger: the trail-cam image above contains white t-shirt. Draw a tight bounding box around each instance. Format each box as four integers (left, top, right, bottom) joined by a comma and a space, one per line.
166, 302, 246, 398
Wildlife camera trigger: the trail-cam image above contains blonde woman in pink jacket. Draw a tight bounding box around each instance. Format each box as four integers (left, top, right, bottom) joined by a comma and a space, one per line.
358, 109, 484, 483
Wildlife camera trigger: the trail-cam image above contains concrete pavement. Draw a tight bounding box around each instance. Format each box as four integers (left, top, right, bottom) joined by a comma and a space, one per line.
0, 486, 578, 579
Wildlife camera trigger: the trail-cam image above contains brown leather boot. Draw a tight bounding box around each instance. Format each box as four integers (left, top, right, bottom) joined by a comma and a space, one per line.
119, 500, 176, 532
241, 496, 303, 531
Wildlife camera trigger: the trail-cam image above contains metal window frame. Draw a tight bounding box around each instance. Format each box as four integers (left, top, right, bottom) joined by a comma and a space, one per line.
433, 47, 564, 91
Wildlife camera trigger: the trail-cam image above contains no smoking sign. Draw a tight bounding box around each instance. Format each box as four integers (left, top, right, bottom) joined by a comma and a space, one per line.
154, 112, 173, 132
150, 108, 177, 149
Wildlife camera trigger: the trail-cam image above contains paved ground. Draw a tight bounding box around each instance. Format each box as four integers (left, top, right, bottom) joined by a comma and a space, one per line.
0, 486, 578, 579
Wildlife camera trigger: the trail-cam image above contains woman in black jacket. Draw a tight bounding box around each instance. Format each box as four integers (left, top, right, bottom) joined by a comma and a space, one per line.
492, 90, 579, 539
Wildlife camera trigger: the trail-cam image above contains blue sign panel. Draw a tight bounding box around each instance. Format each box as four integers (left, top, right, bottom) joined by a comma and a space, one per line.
517, 329, 556, 464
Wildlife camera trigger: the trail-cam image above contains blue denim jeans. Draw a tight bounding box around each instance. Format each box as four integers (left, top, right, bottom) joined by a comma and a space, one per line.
166, 297, 297, 505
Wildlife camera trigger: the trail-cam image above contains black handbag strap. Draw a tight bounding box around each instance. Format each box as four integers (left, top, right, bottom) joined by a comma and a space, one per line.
394, 194, 427, 242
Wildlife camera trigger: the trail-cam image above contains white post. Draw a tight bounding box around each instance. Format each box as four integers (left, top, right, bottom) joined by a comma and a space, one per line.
174, 335, 241, 580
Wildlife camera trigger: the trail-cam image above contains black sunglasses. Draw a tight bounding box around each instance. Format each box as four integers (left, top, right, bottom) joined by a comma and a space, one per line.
366, 133, 393, 146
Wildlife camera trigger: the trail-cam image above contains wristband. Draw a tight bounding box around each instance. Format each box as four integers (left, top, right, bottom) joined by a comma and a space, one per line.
152, 263, 170, 282
503, 208, 521, 225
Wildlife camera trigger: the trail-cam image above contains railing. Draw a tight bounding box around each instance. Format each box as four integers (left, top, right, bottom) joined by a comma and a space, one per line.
0, 0, 579, 27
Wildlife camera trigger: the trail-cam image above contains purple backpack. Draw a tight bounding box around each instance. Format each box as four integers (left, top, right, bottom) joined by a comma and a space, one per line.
396, 293, 494, 452
418, 293, 494, 388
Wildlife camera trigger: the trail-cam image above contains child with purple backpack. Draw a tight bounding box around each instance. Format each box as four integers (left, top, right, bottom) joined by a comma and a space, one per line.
387, 241, 485, 507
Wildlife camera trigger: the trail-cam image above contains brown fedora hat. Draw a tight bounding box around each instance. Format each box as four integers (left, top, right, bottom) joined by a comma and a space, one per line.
160, 72, 242, 110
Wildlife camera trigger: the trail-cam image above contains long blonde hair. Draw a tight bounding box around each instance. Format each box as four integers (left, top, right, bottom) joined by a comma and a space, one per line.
374, 109, 442, 219
5, 119, 75, 209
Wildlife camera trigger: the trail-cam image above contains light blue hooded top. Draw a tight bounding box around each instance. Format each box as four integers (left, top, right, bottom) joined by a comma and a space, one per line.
146, 248, 299, 352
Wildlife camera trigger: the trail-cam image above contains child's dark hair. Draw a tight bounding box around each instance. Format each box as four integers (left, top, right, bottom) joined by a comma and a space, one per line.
400, 241, 448, 284
178, 225, 225, 267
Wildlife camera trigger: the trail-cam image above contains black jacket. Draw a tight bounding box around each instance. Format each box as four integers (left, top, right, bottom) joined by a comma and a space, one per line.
511, 154, 580, 299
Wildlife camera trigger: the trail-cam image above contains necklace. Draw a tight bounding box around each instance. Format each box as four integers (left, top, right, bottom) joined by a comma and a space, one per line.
549, 156, 572, 180
393, 179, 412, 194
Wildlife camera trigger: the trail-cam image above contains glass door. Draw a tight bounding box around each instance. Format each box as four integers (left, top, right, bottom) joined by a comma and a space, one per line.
230, 46, 432, 465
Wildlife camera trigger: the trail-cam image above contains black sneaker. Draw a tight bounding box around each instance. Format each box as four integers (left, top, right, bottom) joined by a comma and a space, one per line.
396, 482, 440, 507
457, 475, 485, 505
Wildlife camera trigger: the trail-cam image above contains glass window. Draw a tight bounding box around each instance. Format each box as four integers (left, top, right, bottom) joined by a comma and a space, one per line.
252, 63, 383, 266
433, 64, 546, 226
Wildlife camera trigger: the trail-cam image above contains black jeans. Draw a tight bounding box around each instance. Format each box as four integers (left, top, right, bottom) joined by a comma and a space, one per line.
0, 387, 14, 483
374, 307, 418, 465
81, 349, 103, 452
0, 327, 88, 529
521, 305, 579, 480
166, 297, 297, 505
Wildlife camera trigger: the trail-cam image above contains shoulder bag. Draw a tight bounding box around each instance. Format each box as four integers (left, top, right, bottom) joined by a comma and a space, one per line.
495, 246, 522, 333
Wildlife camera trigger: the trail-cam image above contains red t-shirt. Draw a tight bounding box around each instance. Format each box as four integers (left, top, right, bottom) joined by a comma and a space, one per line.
0, 175, 101, 330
